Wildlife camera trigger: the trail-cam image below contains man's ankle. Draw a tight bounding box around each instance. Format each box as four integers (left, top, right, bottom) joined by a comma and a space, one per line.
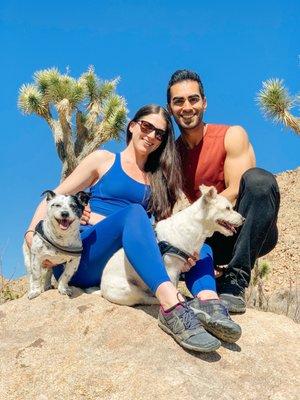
196, 290, 219, 301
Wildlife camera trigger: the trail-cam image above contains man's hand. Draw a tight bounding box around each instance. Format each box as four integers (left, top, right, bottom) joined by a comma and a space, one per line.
81, 204, 91, 225
181, 251, 198, 273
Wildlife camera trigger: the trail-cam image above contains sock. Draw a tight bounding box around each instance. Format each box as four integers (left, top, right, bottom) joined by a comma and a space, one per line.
161, 302, 183, 315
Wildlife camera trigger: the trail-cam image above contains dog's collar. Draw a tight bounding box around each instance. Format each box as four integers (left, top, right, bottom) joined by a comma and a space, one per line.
35, 221, 83, 255
158, 240, 195, 263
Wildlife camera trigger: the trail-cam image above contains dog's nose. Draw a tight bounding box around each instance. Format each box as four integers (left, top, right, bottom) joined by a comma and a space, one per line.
61, 211, 69, 218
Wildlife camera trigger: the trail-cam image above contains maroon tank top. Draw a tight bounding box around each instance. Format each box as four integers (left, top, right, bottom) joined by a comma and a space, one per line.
176, 124, 229, 202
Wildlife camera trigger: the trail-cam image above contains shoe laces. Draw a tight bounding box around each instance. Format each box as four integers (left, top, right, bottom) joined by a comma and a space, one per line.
176, 293, 200, 330
212, 301, 230, 318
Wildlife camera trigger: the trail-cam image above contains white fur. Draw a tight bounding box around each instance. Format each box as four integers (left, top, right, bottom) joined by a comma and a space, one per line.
100, 185, 244, 306
24, 194, 84, 300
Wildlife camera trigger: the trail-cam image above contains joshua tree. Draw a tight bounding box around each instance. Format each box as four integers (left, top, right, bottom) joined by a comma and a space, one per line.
257, 78, 300, 136
18, 67, 128, 179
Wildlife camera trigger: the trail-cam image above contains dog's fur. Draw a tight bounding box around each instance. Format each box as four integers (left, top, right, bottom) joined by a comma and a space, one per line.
23, 190, 90, 300
100, 185, 244, 306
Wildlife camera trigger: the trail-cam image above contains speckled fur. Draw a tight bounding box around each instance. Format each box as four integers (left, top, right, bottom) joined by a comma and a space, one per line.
23, 192, 88, 300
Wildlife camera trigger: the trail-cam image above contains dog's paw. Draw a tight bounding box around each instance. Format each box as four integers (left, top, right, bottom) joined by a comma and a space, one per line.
58, 285, 73, 297
84, 287, 101, 294
44, 283, 54, 291
28, 289, 42, 300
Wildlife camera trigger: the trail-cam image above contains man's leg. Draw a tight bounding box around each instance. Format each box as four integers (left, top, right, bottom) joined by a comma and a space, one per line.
207, 167, 280, 313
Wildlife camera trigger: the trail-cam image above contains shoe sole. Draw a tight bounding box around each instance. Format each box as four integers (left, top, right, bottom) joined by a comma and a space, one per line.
219, 294, 246, 314
190, 309, 242, 343
201, 321, 242, 343
158, 321, 221, 353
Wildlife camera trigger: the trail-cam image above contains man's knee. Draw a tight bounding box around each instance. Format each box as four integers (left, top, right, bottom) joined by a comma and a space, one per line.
241, 167, 279, 197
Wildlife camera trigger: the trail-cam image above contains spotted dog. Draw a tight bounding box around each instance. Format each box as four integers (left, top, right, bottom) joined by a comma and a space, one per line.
23, 190, 90, 300
100, 185, 245, 306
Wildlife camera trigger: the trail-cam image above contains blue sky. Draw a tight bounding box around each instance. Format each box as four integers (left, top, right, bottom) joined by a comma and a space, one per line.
1, 0, 299, 278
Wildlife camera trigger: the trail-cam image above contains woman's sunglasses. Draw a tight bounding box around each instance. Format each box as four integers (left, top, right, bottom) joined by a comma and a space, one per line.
135, 120, 167, 141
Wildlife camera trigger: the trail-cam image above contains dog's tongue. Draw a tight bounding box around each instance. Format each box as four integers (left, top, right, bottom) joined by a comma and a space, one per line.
59, 219, 71, 230
218, 219, 237, 234
225, 222, 236, 234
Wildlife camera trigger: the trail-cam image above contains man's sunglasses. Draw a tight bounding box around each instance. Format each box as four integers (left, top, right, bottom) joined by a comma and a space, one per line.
135, 120, 167, 141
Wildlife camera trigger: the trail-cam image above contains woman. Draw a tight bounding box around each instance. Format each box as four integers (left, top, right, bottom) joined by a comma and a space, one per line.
25, 105, 236, 352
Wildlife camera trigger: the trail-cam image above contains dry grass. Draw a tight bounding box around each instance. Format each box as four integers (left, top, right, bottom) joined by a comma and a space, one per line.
246, 260, 299, 323
0, 255, 26, 304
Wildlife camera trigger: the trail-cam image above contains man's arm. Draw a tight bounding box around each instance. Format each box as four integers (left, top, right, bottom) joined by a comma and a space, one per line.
220, 126, 256, 204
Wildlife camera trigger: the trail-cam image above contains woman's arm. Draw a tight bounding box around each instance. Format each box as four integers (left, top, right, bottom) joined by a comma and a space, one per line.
25, 150, 110, 246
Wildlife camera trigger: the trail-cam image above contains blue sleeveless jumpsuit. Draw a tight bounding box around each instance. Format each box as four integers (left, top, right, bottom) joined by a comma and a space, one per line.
53, 153, 216, 294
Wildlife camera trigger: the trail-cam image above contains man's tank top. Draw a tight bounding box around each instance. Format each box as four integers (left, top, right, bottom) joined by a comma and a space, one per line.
176, 124, 229, 202
89, 153, 151, 216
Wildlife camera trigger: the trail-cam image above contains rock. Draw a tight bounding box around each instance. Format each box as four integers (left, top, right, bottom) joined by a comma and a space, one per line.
0, 290, 299, 400
258, 168, 300, 295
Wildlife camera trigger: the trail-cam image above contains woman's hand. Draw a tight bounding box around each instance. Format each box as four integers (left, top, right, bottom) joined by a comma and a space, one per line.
81, 204, 91, 225
24, 232, 57, 268
42, 260, 56, 268
24, 231, 34, 248
180, 252, 198, 273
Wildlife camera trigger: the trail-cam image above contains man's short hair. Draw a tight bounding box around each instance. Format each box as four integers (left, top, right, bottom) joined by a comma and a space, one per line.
167, 69, 205, 103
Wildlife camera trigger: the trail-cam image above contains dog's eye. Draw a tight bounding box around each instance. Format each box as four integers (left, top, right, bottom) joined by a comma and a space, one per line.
51, 203, 61, 208
226, 206, 231, 211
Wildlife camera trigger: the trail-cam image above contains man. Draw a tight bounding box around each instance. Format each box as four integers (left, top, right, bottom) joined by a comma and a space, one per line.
167, 69, 280, 313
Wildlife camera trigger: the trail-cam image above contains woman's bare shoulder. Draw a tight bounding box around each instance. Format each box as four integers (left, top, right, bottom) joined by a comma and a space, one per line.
91, 149, 115, 162
91, 150, 116, 177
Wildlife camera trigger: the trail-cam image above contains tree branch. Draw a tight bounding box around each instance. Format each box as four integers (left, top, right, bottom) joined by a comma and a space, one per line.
46, 119, 66, 162
77, 122, 108, 161
85, 100, 101, 132
74, 110, 88, 157
56, 99, 77, 171
282, 111, 300, 135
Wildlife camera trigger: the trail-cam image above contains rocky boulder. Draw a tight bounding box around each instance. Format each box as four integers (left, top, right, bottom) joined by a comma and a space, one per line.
0, 289, 299, 400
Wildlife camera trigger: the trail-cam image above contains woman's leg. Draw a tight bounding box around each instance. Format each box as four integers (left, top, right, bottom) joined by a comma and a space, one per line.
54, 204, 183, 309
54, 205, 169, 288
185, 244, 242, 343
53, 204, 221, 351
185, 244, 218, 299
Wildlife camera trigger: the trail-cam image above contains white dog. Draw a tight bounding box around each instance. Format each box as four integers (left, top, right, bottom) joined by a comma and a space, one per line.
100, 185, 244, 306
23, 190, 90, 299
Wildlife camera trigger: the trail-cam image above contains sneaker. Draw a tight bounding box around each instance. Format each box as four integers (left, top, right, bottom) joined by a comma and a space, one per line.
189, 298, 242, 343
158, 301, 221, 353
217, 273, 246, 314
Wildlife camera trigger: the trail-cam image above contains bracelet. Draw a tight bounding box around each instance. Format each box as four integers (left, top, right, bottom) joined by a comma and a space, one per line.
24, 230, 35, 238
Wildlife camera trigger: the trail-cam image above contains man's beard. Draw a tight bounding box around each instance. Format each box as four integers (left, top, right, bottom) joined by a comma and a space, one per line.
178, 111, 204, 131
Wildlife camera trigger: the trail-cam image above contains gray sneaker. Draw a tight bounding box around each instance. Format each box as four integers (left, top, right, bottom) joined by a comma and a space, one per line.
217, 273, 246, 314
158, 302, 221, 352
189, 298, 242, 343
219, 293, 246, 314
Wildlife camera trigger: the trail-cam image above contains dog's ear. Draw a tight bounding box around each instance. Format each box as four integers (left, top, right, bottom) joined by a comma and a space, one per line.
41, 190, 56, 202
200, 185, 217, 202
75, 191, 90, 207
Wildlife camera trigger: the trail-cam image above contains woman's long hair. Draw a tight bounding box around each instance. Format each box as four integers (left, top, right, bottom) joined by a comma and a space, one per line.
126, 104, 182, 221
